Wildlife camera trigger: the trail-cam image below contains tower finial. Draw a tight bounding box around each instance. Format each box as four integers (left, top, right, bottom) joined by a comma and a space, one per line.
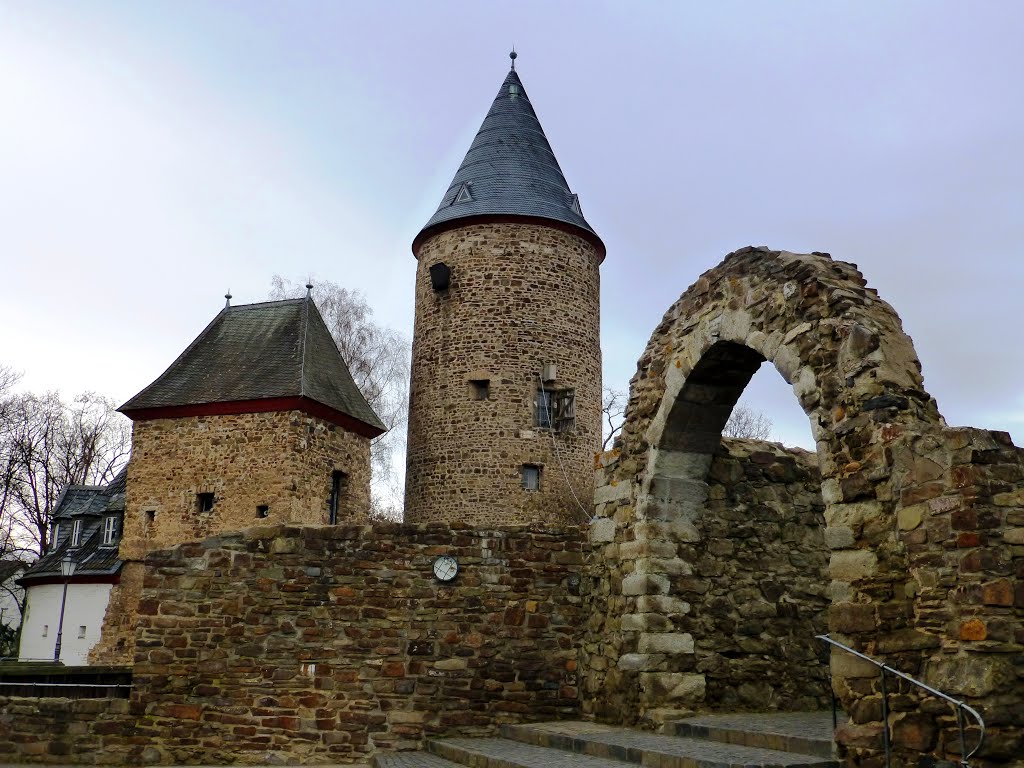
224, 290, 232, 308
509, 48, 517, 71
305, 281, 313, 298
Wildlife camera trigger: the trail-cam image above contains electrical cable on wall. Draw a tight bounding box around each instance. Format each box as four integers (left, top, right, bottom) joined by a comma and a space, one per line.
538, 372, 594, 522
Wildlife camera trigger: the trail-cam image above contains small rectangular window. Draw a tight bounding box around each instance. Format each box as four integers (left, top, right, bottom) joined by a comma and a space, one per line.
536, 388, 575, 433
144, 509, 156, 532
77, 625, 87, 639
329, 471, 348, 525
197, 493, 215, 513
102, 515, 118, 546
469, 379, 489, 400
71, 518, 83, 547
42, 624, 48, 638
256, 505, 270, 518
51, 523, 60, 550
521, 464, 541, 491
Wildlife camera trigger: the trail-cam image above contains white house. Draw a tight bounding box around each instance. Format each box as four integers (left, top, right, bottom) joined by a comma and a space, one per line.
17, 470, 125, 665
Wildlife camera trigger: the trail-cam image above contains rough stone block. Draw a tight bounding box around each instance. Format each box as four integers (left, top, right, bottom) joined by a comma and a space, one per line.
897, 503, 925, 531
824, 525, 856, 550
635, 595, 692, 616
621, 573, 670, 596
829, 550, 878, 581
594, 482, 631, 506
639, 672, 705, 704
638, 632, 694, 655
589, 518, 616, 544
617, 653, 665, 672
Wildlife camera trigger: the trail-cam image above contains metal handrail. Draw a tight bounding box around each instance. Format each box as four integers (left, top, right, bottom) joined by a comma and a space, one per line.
817, 634, 985, 768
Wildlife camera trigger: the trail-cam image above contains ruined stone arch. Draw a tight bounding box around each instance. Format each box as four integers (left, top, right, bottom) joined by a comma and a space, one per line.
586, 247, 1023, 765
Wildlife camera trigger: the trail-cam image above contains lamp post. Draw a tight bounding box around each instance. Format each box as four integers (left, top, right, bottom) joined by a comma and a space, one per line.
53, 553, 76, 663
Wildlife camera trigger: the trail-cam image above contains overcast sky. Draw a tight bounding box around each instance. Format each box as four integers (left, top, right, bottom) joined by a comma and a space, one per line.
2, 1, 1023, 454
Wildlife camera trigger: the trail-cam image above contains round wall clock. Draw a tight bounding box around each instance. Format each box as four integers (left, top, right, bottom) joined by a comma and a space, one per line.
432, 554, 459, 582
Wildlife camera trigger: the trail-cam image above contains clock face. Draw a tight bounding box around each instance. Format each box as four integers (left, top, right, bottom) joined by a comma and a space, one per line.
433, 554, 458, 582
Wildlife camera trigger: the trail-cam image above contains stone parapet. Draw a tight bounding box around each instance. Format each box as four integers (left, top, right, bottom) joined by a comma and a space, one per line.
2, 521, 587, 764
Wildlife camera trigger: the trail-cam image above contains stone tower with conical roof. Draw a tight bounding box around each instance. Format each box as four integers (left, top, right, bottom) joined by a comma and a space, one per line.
405, 55, 604, 526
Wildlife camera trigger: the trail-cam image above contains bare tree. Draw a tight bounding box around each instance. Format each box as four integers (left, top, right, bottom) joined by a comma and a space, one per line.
0, 387, 130, 558
602, 387, 626, 450
270, 277, 409, 520
723, 404, 773, 440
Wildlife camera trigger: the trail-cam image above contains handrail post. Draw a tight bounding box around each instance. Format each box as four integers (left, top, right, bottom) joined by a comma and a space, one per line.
880, 668, 891, 768
957, 706, 968, 768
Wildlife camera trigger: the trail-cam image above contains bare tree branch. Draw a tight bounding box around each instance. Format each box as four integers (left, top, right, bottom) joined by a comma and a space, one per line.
0, 381, 130, 560
602, 387, 626, 451
723, 404, 773, 440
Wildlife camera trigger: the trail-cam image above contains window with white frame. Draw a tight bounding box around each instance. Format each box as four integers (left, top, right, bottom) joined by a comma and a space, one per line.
51, 523, 60, 550
71, 518, 83, 547
102, 515, 118, 546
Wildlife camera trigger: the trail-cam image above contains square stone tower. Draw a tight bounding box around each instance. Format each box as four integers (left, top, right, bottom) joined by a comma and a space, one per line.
91, 292, 385, 664
404, 54, 604, 526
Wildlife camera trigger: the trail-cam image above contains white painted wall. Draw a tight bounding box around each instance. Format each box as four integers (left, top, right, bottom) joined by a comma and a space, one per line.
18, 582, 113, 665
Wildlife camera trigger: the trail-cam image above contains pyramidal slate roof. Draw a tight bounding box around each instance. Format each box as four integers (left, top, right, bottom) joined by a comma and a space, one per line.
413, 59, 604, 259
120, 297, 385, 436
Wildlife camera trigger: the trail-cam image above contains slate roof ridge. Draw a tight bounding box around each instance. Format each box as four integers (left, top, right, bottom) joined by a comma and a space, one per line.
227, 297, 304, 311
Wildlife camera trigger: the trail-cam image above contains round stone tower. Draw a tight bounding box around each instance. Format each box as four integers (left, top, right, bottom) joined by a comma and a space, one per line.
404, 55, 605, 526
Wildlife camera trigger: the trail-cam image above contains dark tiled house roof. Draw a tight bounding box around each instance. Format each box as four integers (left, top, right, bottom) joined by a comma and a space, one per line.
119, 297, 385, 435
414, 65, 604, 258
19, 468, 128, 584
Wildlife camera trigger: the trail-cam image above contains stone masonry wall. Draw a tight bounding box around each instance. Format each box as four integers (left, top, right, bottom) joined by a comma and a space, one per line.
585, 438, 831, 723
90, 410, 371, 665
585, 247, 1023, 766
405, 223, 602, 526
123, 411, 371, 556
0, 522, 586, 764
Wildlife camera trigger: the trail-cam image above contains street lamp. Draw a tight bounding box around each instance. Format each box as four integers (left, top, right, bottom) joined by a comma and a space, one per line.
53, 553, 76, 663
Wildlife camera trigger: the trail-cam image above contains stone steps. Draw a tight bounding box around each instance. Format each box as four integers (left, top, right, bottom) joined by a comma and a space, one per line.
373, 714, 839, 768
666, 712, 839, 758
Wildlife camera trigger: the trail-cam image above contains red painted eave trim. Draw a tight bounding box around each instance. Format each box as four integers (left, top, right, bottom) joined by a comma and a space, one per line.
119, 396, 385, 439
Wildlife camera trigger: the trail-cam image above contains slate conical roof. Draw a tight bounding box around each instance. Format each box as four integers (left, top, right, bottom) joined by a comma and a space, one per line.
413, 61, 604, 259
120, 297, 386, 437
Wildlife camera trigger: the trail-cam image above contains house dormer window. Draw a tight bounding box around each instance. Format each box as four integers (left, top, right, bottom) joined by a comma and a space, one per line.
51, 523, 60, 550
70, 518, 83, 548
102, 515, 119, 546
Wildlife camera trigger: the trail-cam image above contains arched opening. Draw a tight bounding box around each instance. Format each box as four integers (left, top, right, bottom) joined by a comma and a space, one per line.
647, 340, 831, 712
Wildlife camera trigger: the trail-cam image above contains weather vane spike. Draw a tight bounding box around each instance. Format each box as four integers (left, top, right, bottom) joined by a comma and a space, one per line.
224, 290, 232, 308
305, 280, 313, 298
509, 47, 517, 71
